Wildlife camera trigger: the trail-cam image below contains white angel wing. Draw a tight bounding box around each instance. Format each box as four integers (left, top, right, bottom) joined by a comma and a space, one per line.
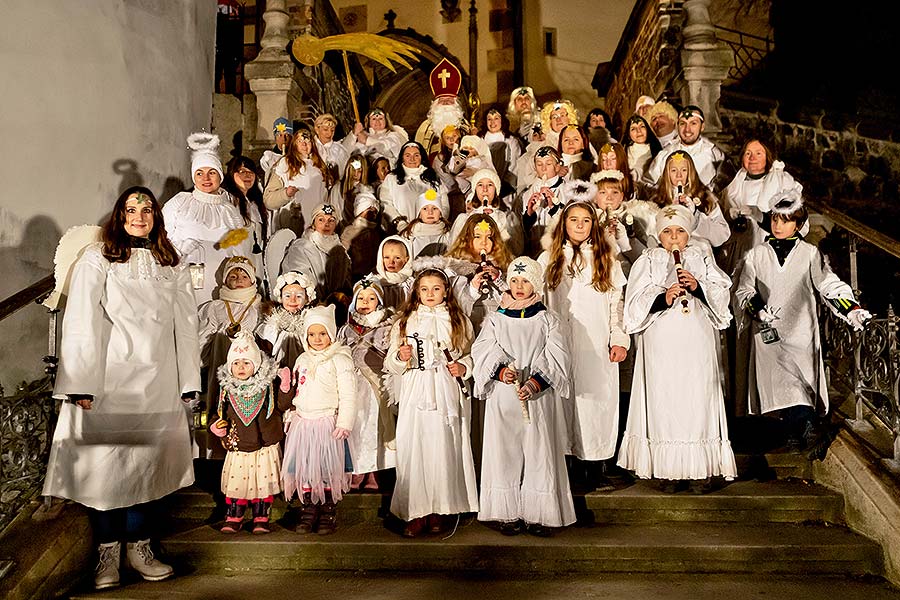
42, 225, 103, 310
264, 228, 297, 294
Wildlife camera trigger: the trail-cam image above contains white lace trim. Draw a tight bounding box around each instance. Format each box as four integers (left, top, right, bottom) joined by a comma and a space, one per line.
166, 190, 244, 231
106, 247, 181, 282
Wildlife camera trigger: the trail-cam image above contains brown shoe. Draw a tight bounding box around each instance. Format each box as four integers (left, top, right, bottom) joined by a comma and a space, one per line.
296, 492, 319, 534
427, 513, 445, 534
402, 516, 427, 538
317, 492, 337, 536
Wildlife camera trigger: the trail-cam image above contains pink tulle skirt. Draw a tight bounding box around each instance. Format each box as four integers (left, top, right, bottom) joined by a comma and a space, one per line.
281, 413, 349, 504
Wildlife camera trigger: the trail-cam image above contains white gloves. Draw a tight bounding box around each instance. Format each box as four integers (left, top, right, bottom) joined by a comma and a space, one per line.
847, 308, 872, 331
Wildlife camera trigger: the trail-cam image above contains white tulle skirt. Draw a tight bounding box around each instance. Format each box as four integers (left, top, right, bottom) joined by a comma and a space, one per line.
281, 413, 350, 504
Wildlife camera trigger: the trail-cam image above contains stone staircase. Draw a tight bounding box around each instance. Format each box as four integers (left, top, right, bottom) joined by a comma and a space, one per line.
64, 451, 894, 598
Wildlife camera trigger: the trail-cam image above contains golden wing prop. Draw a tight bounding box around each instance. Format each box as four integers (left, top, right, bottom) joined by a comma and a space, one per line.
291, 32, 420, 121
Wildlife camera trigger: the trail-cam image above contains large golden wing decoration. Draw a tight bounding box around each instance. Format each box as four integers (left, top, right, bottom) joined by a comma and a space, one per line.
291, 32, 420, 71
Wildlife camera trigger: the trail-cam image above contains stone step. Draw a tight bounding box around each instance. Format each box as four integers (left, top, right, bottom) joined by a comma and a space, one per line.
158, 520, 882, 576
67, 572, 900, 600
166, 479, 843, 525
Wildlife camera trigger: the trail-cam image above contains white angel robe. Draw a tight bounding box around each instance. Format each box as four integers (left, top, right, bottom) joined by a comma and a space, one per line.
342, 126, 409, 167
379, 168, 449, 228
337, 314, 397, 473
734, 240, 855, 415
43, 245, 200, 510
281, 231, 352, 299
265, 157, 329, 235
473, 305, 576, 527
644, 137, 725, 188
618, 246, 737, 481
162, 189, 254, 305
538, 244, 630, 460
385, 305, 478, 521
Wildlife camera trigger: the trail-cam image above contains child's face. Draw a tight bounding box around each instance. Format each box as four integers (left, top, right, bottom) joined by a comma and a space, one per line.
565, 206, 593, 244
281, 283, 307, 313
596, 185, 624, 211
231, 359, 255, 380
382, 242, 409, 273
508, 276, 535, 300
659, 225, 690, 251
472, 227, 495, 255
600, 151, 618, 171
486, 112, 502, 133
225, 268, 253, 290
771, 215, 798, 239
442, 129, 460, 148
418, 275, 447, 307
306, 324, 332, 351
667, 161, 690, 189
355, 289, 380, 314
313, 214, 337, 236
474, 180, 496, 202
534, 156, 560, 179
419, 204, 442, 224
375, 160, 390, 181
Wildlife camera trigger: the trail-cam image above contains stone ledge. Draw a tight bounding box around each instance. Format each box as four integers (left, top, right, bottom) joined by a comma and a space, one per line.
814, 430, 900, 586
0, 500, 91, 600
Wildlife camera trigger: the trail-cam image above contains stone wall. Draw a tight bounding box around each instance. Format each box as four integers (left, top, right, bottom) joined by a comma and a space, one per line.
605, 0, 684, 132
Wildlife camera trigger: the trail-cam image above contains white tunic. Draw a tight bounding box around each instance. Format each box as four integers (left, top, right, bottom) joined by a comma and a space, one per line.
43, 245, 199, 510
281, 231, 352, 299
385, 305, 478, 521
734, 240, 855, 415
162, 189, 254, 305
644, 137, 725, 188
342, 126, 409, 167
266, 156, 329, 235
538, 244, 630, 460
472, 306, 575, 527
379, 169, 449, 228
618, 246, 737, 481
316, 137, 351, 177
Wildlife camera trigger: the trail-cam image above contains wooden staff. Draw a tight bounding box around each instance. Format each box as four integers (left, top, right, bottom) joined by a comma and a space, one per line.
342, 50, 360, 124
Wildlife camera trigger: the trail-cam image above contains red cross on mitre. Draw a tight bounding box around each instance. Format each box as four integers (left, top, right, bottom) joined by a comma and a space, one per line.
429, 58, 462, 98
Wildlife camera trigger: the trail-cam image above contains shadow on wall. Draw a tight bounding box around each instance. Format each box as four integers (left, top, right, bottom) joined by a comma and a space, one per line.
111, 157, 185, 207
0, 215, 61, 390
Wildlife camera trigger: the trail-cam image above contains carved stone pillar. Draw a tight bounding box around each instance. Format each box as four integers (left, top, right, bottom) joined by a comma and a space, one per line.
677, 0, 733, 136
244, 0, 307, 156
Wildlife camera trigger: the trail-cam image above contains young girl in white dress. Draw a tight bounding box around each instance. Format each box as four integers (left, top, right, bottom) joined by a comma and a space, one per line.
618, 205, 737, 492
538, 200, 629, 488
385, 268, 478, 537
473, 256, 575, 536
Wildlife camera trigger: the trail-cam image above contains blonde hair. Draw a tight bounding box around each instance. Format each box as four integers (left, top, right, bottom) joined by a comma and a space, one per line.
545, 202, 615, 292
446, 214, 513, 271
540, 100, 579, 132
654, 151, 716, 214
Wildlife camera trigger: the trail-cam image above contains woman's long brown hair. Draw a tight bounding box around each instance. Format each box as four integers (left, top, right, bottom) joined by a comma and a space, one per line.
545, 201, 614, 292
285, 124, 334, 188
396, 268, 470, 352
102, 186, 179, 266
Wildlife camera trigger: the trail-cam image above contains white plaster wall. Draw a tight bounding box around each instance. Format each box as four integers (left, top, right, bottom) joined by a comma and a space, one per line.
524, 0, 635, 117
0, 1, 216, 388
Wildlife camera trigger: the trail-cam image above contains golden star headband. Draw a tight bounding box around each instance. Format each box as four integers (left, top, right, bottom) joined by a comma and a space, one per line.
475, 219, 492, 233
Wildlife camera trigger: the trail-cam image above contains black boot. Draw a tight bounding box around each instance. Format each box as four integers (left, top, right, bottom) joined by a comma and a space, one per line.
220, 498, 243, 533
296, 492, 319, 534
251, 499, 272, 534
317, 491, 337, 535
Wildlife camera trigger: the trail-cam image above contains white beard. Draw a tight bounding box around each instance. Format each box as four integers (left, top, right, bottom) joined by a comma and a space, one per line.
429, 101, 466, 134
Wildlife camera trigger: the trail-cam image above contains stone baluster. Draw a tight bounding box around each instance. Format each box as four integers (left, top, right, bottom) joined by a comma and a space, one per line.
677, 0, 734, 136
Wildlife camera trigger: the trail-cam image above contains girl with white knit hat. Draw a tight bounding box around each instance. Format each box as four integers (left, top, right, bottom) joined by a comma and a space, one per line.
162, 132, 255, 305
618, 204, 737, 492
282, 304, 357, 535
402, 188, 452, 258
472, 256, 575, 536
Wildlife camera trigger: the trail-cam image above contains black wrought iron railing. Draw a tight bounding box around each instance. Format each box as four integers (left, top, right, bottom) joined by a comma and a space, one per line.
0, 275, 59, 534
714, 25, 773, 84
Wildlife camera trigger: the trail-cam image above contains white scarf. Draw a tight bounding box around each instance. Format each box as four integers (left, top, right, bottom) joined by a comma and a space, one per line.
309, 230, 342, 254
407, 221, 448, 237
402, 165, 427, 181
724, 161, 800, 213
219, 285, 259, 304
350, 308, 388, 329
483, 131, 505, 145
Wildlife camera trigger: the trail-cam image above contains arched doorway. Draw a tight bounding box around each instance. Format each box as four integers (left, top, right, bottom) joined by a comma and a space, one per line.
370, 29, 471, 136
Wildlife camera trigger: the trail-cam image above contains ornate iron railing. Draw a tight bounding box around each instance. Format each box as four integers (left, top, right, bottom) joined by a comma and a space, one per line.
0, 275, 58, 534
809, 198, 900, 470
714, 25, 772, 84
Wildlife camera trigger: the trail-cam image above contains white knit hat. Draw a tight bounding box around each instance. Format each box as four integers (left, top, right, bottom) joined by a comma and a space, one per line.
470, 168, 501, 196
310, 203, 339, 223
352, 275, 384, 309
226, 331, 262, 372
506, 256, 544, 294
187, 132, 224, 180
459, 135, 491, 160
303, 304, 337, 347
416, 187, 444, 216
222, 255, 256, 283
353, 187, 379, 216
273, 270, 316, 304
655, 205, 694, 236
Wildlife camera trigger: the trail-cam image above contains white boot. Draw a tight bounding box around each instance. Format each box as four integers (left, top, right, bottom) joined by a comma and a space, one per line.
94, 542, 120, 590
125, 539, 173, 581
